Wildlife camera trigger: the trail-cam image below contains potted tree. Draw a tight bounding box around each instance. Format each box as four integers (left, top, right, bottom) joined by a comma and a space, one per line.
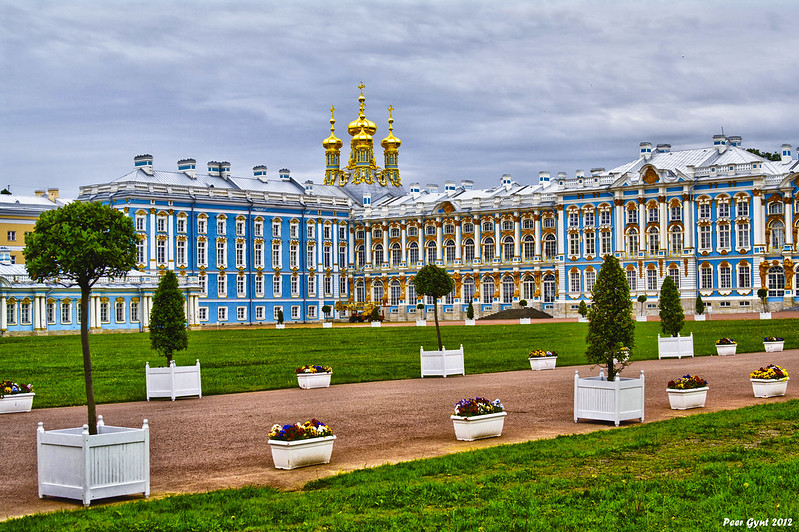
465, 301, 476, 326
276, 308, 285, 329
757, 288, 771, 319
416, 302, 426, 326
577, 300, 589, 322
694, 294, 706, 321
636, 294, 647, 321
370, 305, 382, 327
415, 265, 464, 377
146, 270, 200, 401
321, 304, 333, 328
25, 201, 149, 506
519, 299, 531, 324
576, 255, 644, 426
657, 275, 693, 359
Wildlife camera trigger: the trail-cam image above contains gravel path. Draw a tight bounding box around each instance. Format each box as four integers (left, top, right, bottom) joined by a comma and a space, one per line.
1, 346, 795, 521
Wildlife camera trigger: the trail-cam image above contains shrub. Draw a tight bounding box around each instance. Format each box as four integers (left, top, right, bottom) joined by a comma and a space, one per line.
695, 294, 705, 315
578, 300, 588, 317
658, 275, 684, 337
466, 302, 475, 320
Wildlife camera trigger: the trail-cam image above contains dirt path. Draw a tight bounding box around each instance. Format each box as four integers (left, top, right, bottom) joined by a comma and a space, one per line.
1, 348, 795, 521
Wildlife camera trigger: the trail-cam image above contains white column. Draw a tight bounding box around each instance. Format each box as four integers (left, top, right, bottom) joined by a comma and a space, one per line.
754, 191, 764, 247
0, 295, 6, 331
556, 208, 565, 256
455, 221, 462, 260
785, 196, 794, 248
436, 220, 443, 261
683, 194, 694, 250
659, 197, 668, 252
513, 215, 520, 259
34, 295, 44, 331
383, 224, 389, 266
534, 215, 542, 257
638, 200, 646, 252
400, 227, 407, 264
417, 219, 423, 264
474, 216, 482, 261
348, 227, 354, 266
614, 200, 624, 253
365, 223, 372, 267
494, 218, 500, 260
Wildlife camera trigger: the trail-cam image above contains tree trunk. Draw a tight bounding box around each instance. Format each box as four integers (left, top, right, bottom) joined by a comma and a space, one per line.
433, 297, 443, 350
80, 285, 97, 435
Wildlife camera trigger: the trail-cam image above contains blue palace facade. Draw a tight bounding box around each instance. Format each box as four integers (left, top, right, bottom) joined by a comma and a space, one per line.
2, 86, 799, 335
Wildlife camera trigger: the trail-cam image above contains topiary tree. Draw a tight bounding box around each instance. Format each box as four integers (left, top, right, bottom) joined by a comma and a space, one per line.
658, 275, 684, 337
466, 301, 475, 320
578, 300, 588, 318
757, 288, 768, 313
24, 201, 137, 434
277, 308, 284, 324
586, 255, 635, 381
370, 306, 380, 322
519, 299, 528, 308
321, 304, 332, 320
695, 294, 705, 315
413, 265, 455, 350
150, 270, 188, 366
637, 294, 647, 316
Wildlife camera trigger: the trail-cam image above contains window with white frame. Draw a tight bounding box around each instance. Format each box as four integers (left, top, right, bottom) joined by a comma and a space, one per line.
356, 245, 365, 267
373, 243, 384, 265
6, 301, 16, 325
217, 273, 227, 296
291, 305, 300, 319
501, 276, 514, 303
568, 233, 580, 256
426, 241, 436, 263
20, 302, 31, 324
255, 306, 264, 320
255, 275, 264, 296
522, 235, 534, 260
502, 220, 513, 232
176, 239, 187, 266
307, 223, 315, 239
600, 231, 612, 256
198, 307, 208, 321
115, 300, 125, 322
463, 222, 475, 233
324, 275, 332, 296
736, 222, 750, 248
463, 239, 475, 262
668, 267, 680, 288
156, 239, 167, 265
290, 275, 299, 296
198, 274, 207, 295
218, 307, 228, 321
584, 232, 596, 256
585, 270, 596, 293
235, 242, 245, 268
627, 208, 638, 225
338, 245, 346, 268
521, 276, 534, 300
339, 276, 347, 297
308, 306, 317, 319
272, 242, 281, 268
698, 203, 711, 219
600, 210, 611, 226
482, 221, 494, 232
46, 301, 56, 324
647, 268, 657, 291
425, 225, 436, 236
237, 275, 246, 297
502, 237, 514, 261
698, 225, 711, 251
254, 220, 263, 237
308, 273, 316, 296
198, 218, 207, 234
254, 241, 263, 269
626, 269, 636, 291
289, 244, 299, 269
736, 200, 749, 218
569, 270, 580, 293
647, 228, 659, 254
768, 201, 784, 215
217, 219, 226, 235
482, 238, 495, 262
669, 228, 683, 254
236, 220, 245, 236
273, 306, 283, 321
135, 215, 146, 231
324, 224, 332, 240
544, 234, 556, 258
290, 221, 299, 239
373, 280, 384, 303
273, 275, 281, 296
719, 263, 732, 289
100, 301, 109, 323
197, 240, 207, 267
738, 263, 751, 288
482, 277, 494, 304
338, 225, 346, 240
626, 229, 639, 254
408, 279, 417, 302
647, 207, 658, 223
137, 238, 146, 264
718, 224, 731, 250
584, 211, 594, 227
157, 216, 166, 232
76, 302, 81, 324
670, 205, 682, 222
717, 202, 730, 218
700, 264, 713, 290
568, 212, 579, 227
217, 241, 226, 267
61, 301, 71, 323
272, 220, 281, 237
131, 300, 140, 322
237, 306, 246, 321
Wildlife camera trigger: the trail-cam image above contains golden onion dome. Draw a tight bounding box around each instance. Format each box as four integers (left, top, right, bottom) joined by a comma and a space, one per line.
323, 105, 343, 150
347, 83, 377, 137
381, 105, 401, 150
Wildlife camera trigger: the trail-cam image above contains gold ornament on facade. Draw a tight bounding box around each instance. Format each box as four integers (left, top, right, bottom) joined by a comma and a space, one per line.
784, 257, 794, 290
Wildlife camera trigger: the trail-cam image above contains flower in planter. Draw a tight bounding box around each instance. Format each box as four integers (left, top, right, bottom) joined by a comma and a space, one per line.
750, 364, 789, 380
528, 349, 558, 358
0, 380, 32, 397
667, 374, 708, 390
294, 365, 332, 374
715, 338, 736, 345
268, 419, 333, 441
763, 337, 784, 342
453, 397, 504, 417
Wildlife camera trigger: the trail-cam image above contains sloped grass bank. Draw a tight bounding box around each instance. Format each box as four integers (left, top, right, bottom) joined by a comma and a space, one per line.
0, 319, 795, 408
3, 400, 797, 531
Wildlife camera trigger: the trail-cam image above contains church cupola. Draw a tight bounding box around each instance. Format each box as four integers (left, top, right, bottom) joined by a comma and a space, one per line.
322, 105, 343, 185
380, 105, 402, 187
346, 82, 379, 185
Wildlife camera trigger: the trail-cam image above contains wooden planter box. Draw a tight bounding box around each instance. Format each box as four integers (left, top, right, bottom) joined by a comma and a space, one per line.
416, 320, 427, 326
268, 435, 336, 469
574, 370, 645, 426
275, 323, 285, 329
420, 345, 465, 377
694, 314, 706, 321
760, 312, 772, 320
764, 341, 784, 352
0, 392, 35, 414
667, 387, 708, 410
370, 321, 382, 327
577, 316, 589, 323
751, 378, 790, 398
451, 411, 507, 441
657, 333, 694, 359
464, 319, 476, 326
715, 344, 737, 356
296, 372, 332, 389
37, 416, 149, 506
146, 360, 202, 401
519, 318, 531, 325
528, 356, 557, 371
635, 316, 647, 322
322, 322, 333, 328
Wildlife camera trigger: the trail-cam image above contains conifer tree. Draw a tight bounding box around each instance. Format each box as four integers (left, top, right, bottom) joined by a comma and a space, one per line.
658, 275, 684, 337
150, 270, 188, 365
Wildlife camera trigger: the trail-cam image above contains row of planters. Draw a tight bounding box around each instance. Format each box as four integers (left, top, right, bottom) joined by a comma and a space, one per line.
666, 364, 791, 409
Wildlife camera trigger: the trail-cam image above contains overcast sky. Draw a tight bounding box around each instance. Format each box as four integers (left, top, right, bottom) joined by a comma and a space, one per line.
3, 0, 799, 198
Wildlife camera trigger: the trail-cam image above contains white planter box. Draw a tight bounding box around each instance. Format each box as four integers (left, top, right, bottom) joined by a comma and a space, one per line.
667, 387, 708, 410
146, 360, 202, 401
268, 435, 336, 469
760, 312, 772, 320
636, 316, 647, 322
416, 320, 427, 326
37, 416, 149, 507
751, 378, 790, 398
658, 333, 694, 359
451, 411, 507, 441
577, 316, 589, 323
420, 345, 465, 377
715, 344, 737, 356
694, 314, 706, 321
296, 372, 331, 389
519, 318, 531, 325
275, 323, 285, 329
764, 341, 784, 352
528, 356, 557, 371
370, 321, 382, 327
322, 322, 333, 328
0, 392, 34, 414
574, 370, 645, 426
464, 319, 476, 326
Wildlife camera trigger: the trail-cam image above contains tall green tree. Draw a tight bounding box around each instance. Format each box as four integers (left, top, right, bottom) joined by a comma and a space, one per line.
658, 275, 684, 337
586, 255, 635, 381
150, 270, 188, 365
413, 265, 455, 350
24, 202, 137, 434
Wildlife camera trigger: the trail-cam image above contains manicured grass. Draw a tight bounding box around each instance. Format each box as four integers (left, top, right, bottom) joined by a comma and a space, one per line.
3, 400, 797, 531
1, 319, 796, 409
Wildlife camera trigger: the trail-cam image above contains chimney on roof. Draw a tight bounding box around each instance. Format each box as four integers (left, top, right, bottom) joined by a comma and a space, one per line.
253, 165, 268, 183
426, 184, 439, 193
501, 174, 512, 188
729, 136, 742, 147
362, 192, 371, 206
639, 142, 652, 160
539, 171, 550, 183
304, 180, 314, 195
279, 168, 290, 181
34, 190, 45, 198
444, 180, 456, 194
656, 144, 671, 153
178, 158, 197, 179
713, 134, 727, 153
207, 161, 221, 177
782, 144, 793, 162
220, 161, 231, 179
134, 154, 153, 175
460, 179, 473, 190
47, 188, 59, 202
409, 183, 420, 196
590, 168, 605, 176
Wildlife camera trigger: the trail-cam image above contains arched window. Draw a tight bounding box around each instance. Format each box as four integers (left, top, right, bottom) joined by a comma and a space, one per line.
648, 227, 659, 254
444, 240, 456, 262
373, 279, 384, 302
502, 236, 514, 262
543, 234, 556, 259
463, 238, 475, 263
522, 235, 535, 261
669, 227, 683, 255
356, 245, 365, 268
389, 279, 401, 305
767, 265, 785, 297
626, 228, 639, 254
700, 263, 713, 290
390, 243, 402, 266
355, 280, 365, 302
426, 241, 437, 264
522, 275, 535, 300
569, 270, 580, 293
483, 237, 495, 262
482, 276, 495, 304
373, 243, 384, 266
501, 275, 514, 303
463, 276, 475, 301
770, 221, 785, 251
542, 273, 556, 303
408, 241, 419, 264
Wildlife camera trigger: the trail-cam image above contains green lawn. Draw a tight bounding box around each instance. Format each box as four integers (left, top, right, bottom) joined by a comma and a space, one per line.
1, 319, 796, 408
2, 400, 797, 531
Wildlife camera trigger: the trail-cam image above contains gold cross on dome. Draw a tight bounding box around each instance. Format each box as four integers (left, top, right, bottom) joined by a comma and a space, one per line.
358, 81, 365, 93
